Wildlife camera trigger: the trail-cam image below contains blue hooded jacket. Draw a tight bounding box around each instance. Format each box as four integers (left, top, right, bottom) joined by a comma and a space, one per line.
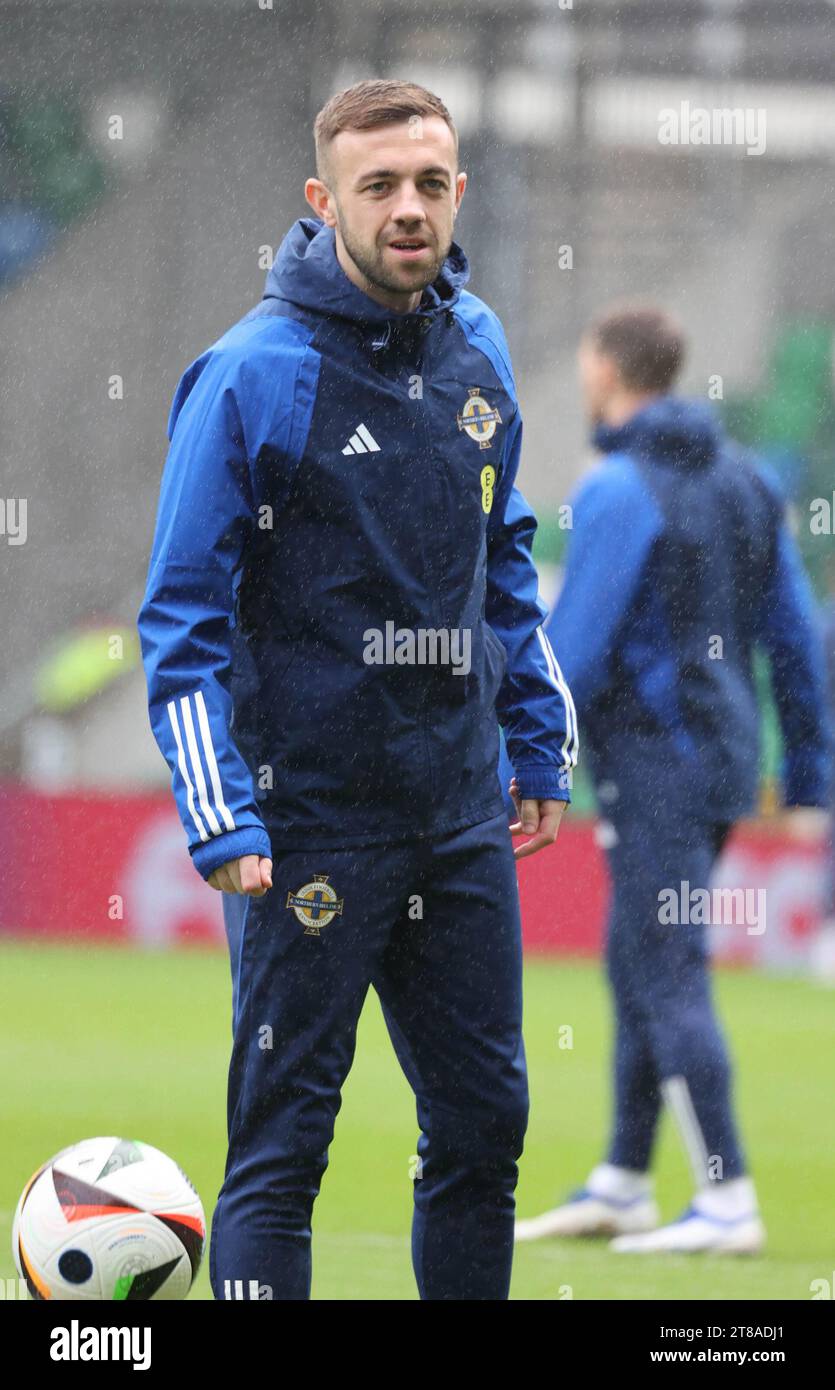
138, 217, 578, 880
532, 395, 831, 821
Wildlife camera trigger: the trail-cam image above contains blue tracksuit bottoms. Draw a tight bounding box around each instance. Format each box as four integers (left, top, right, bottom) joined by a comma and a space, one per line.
602, 802, 747, 1183
208, 810, 529, 1300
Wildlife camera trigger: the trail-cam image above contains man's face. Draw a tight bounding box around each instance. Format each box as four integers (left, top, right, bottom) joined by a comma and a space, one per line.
578, 336, 620, 425
305, 116, 466, 312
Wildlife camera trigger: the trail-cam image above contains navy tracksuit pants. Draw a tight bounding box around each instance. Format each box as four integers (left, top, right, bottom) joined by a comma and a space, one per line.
208, 810, 528, 1301
602, 800, 747, 1183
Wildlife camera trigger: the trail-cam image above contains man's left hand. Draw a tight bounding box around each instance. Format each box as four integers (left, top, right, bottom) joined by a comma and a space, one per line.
509, 776, 567, 860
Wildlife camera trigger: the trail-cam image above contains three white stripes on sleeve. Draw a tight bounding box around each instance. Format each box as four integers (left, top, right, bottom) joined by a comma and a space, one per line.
166, 691, 236, 842
536, 626, 580, 770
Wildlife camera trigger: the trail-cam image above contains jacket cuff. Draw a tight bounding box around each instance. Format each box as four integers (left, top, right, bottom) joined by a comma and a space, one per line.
514, 765, 573, 803
190, 827, 272, 882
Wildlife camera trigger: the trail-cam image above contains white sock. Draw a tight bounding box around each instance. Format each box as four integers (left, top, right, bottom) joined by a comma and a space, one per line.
693, 1175, 758, 1221
586, 1162, 653, 1200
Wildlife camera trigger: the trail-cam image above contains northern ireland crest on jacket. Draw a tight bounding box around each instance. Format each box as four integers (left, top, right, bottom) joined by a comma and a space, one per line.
457, 388, 502, 449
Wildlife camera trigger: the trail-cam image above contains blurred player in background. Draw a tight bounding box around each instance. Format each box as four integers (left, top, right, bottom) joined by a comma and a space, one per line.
514, 303, 831, 1254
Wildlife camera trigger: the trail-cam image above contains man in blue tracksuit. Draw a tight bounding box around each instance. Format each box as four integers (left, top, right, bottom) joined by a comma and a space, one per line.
515, 303, 830, 1254
137, 79, 577, 1299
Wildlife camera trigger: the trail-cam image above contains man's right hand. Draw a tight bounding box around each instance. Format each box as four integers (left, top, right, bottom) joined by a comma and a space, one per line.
207, 854, 273, 896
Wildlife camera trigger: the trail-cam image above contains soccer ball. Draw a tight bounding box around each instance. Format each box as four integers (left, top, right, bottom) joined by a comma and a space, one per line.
12, 1136, 205, 1300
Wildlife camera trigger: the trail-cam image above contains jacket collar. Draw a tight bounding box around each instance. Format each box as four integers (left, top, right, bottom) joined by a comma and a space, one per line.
593, 395, 723, 470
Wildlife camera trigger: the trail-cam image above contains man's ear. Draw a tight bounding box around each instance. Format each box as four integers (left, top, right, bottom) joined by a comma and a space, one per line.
600, 352, 623, 395
453, 170, 467, 218
304, 177, 336, 226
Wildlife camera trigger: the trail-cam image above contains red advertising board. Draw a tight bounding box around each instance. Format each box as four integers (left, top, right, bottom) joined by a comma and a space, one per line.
0, 783, 828, 969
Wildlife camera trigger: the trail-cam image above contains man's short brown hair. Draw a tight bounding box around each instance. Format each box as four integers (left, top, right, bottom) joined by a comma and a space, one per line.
587, 302, 686, 392
314, 78, 458, 186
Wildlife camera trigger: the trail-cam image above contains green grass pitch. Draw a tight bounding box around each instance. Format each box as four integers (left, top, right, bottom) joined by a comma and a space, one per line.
1, 939, 832, 1300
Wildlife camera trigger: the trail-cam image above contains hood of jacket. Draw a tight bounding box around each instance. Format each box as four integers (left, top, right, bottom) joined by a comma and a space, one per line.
262, 216, 471, 341
593, 395, 723, 470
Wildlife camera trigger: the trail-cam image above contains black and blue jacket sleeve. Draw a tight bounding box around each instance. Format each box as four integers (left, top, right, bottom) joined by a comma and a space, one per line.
486, 407, 579, 802
137, 349, 272, 881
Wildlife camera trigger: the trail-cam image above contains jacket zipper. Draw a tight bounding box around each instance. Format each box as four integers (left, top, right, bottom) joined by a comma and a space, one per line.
410, 319, 442, 816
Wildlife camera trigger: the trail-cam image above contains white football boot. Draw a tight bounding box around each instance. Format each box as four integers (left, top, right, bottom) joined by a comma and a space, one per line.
610, 1177, 765, 1254
515, 1163, 660, 1241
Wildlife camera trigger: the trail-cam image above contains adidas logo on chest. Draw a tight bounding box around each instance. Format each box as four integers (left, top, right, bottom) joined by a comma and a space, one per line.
342, 422, 380, 455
